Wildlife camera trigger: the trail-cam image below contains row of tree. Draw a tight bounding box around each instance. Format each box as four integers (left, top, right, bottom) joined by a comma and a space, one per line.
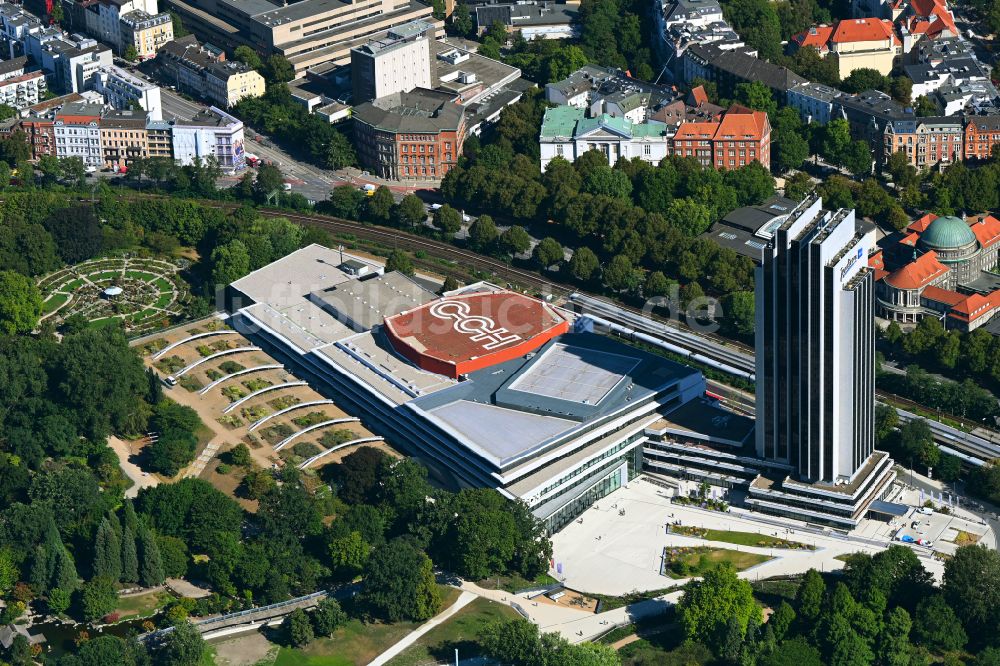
677, 544, 1000, 664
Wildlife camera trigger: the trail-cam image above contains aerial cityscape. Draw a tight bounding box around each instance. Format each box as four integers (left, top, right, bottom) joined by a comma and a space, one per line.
0, 0, 998, 662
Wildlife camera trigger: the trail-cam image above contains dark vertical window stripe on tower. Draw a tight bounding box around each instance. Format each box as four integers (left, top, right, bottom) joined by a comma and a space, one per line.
822, 264, 834, 482
763, 242, 777, 460
777, 230, 789, 461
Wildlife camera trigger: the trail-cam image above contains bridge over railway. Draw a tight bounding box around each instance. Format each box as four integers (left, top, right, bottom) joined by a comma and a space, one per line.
141, 591, 328, 642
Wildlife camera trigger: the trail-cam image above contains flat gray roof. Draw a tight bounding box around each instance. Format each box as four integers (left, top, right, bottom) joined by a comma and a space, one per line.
429, 400, 576, 466
507, 343, 638, 406
310, 271, 435, 331
231, 244, 366, 309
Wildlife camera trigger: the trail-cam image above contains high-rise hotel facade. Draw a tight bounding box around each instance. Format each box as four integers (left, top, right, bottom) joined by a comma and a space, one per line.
747, 194, 895, 524
642, 194, 896, 528
755, 194, 875, 482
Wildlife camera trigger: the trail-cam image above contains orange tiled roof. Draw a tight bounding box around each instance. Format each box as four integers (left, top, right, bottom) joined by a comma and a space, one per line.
949, 290, 1000, 322
921, 284, 965, 306
869, 249, 885, 270
909, 0, 946, 18
792, 24, 834, 49
874, 268, 890, 281
969, 214, 1000, 248
689, 85, 709, 106
715, 106, 768, 138
831, 18, 898, 44
884, 250, 949, 289
907, 212, 937, 233
900, 231, 921, 246
673, 122, 718, 140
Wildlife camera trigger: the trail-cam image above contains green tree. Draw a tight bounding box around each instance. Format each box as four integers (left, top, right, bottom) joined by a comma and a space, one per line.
468, 214, 499, 251
914, 95, 938, 117
774, 128, 811, 172
841, 68, 888, 94
724, 162, 775, 206
500, 225, 532, 256
123, 45, 139, 62
80, 576, 118, 621
360, 538, 441, 622
121, 527, 139, 584
843, 140, 874, 178
94, 517, 122, 582
568, 246, 600, 282
603, 254, 640, 293
138, 527, 165, 587
364, 186, 394, 224
723, 291, 755, 338
666, 199, 712, 236
770, 600, 796, 641
0, 548, 17, 594
876, 606, 912, 666
233, 45, 263, 70
311, 598, 347, 637
433, 204, 463, 234
394, 194, 427, 228
532, 237, 563, 268
253, 163, 284, 201
451, 3, 473, 36
943, 545, 1000, 637
735, 80, 777, 115
385, 249, 414, 275
898, 419, 939, 471
722, 0, 783, 59
157, 620, 205, 665
759, 637, 823, 666
913, 594, 966, 652
263, 54, 294, 84
283, 608, 314, 647
210, 239, 251, 286
677, 563, 761, 649
796, 568, 825, 622
47, 587, 72, 614
874, 404, 898, 444
0, 270, 42, 335
169, 11, 189, 37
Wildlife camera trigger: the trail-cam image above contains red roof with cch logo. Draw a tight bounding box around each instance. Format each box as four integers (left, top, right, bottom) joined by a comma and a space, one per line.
383, 291, 570, 379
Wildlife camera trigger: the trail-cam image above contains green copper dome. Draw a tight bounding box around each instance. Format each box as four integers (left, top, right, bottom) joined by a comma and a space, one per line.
919, 216, 976, 250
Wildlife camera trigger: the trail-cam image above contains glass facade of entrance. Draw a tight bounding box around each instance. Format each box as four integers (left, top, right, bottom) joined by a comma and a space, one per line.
544, 465, 624, 533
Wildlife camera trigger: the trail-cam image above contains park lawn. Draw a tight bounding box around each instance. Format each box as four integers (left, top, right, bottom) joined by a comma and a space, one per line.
43, 292, 70, 314
87, 316, 122, 329
114, 590, 172, 619
92, 270, 121, 281
273, 586, 461, 666
153, 277, 174, 292
475, 572, 559, 593
63, 278, 86, 291
125, 270, 157, 281
386, 597, 521, 666
683, 528, 811, 549
154, 293, 174, 309
663, 547, 770, 579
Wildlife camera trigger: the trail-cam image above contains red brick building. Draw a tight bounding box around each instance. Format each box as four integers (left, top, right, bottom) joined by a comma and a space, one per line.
964, 116, 1000, 161
669, 105, 771, 170
352, 88, 465, 183
19, 116, 56, 160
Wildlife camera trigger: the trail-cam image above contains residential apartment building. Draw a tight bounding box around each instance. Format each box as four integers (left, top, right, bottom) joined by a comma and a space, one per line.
790, 18, 902, 77
787, 81, 840, 124
93, 64, 162, 119
155, 36, 265, 108
119, 9, 172, 58
472, 1, 579, 41
99, 107, 147, 168
0, 70, 45, 109
170, 105, 244, 171
164, 0, 440, 76
353, 88, 465, 182
87, 0, 158, 54
538, 105, 671, 171
656, 0, 745, 78
883, 115, 962, 167
53, 101, 103, 166
964, 116, 1000, 160
670, 105, 771, 170
145, 116, 171, 158
683, 43, 807, 102
544, 64, 675, 123
351, 21, 432, 104
20, 114, 55, 158
834, 89, 914, 165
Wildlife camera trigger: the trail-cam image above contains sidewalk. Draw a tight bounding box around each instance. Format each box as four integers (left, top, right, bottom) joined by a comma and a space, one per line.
369, 591, 477, 666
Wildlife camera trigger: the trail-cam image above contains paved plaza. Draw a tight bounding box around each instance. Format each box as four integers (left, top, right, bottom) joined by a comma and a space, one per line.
548, 478, 970, 596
